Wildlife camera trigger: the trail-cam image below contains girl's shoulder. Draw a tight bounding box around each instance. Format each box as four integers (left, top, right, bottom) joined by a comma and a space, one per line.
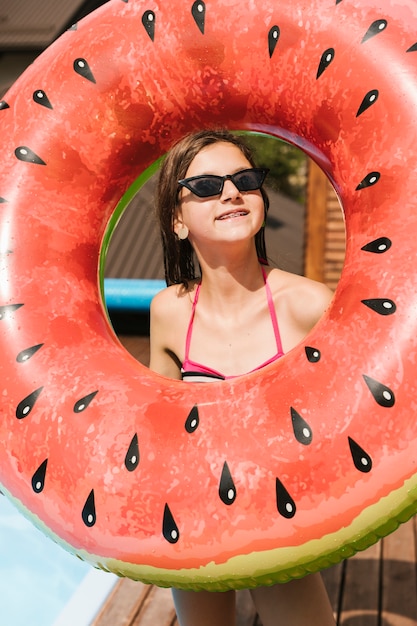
151, 280, 199, 321
266, 267, 332, 299
266, 267, 334, 330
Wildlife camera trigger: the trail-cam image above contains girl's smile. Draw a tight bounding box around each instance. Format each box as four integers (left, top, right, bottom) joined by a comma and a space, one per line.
216, 208, 249, 220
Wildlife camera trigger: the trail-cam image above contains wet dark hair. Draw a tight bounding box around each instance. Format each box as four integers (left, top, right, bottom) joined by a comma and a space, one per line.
155, 129, 269, 287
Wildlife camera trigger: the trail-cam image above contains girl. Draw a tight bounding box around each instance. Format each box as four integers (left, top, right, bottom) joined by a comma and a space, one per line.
150, 129, 336, 626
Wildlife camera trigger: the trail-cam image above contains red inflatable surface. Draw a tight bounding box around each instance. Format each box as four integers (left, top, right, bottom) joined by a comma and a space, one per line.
1, 0, 417, 590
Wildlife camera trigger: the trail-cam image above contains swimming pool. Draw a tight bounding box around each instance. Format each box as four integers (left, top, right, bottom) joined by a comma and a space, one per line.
0, 495, 117, 626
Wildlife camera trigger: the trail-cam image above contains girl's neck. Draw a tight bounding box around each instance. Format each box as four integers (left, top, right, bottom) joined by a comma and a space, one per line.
196, 250, 267, 307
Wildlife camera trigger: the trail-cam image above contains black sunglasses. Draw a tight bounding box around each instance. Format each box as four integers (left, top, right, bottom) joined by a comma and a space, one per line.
178, 168, 269, 198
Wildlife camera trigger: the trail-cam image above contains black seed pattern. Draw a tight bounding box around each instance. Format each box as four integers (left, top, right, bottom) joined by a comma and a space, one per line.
32, 459, 48, 493
125, 434, 140, 471
363, 374, 395, 407
290, 408, 313, 445
219, 462, 237, 505
185, 406, 199, 433
192, 0, 205, 34
82, 490, 96, 527
362, 19, 388, 44
73, 390, 98, 413
356, 89, 379, 116
361, 298, 396, 316
361, 237, 392, 253
276, 478, 296, 519
305, 346, 321, 363
407, 42, 417, 52
15, 147, 46, 165
16, 343, 44, 363
73, 58, 96, 83
317, 48, 335, 79
0, 101, 10, 110
0, 197, 7, 203
356, 171, 380, 190
0, 303, 23, 319
268, 26, 280, 58
163, 504, 180, 543
16, 387, 44, 419
33, 90, 53, 109
142, 11, 156, 41
348, 437, 372, 473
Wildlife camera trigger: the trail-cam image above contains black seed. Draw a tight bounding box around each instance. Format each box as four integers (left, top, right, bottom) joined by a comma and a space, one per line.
82, 490, 96, 527
0, 101, 10, 110
16, 343, 44, 363
0, 303, 23, 319
0, 197, 7, 203
317, 47, 335, 79
163, 504, 179, 543
362, 19, 388, 44
32, 459, 48, 493
363, 374, 395, 407
73, 390, 98, 413
192, 0, 205, 34
305, 346, 321, 363
185, 405, 199, 433
407, 42, 417, 52
348, 437, 372, 472
356, 89, 379, 116
142, 10, 155, 41
33, 90, 53, 109
125, 434, 140, 471
361, 237, 391, 253
268, 26, 280, 58
276, 478, 296, 519
290, 408, 312, 445
219, 462, 237, 505
73, 58, 96, 83
356, 171, 380, 190
16, 387, 44, 419
68, 23, 78, 31
361, 298, 396, 315
15, 146, 46, 165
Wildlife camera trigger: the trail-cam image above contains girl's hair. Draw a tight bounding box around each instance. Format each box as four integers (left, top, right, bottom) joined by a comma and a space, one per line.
155, 129, 269, 286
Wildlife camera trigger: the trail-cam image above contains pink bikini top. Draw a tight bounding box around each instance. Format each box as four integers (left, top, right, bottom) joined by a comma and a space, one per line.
181, 267, 284, 382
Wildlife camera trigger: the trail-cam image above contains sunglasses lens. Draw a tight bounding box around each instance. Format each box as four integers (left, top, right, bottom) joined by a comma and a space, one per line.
187, 177, 222, 197
234, 169, 266, 191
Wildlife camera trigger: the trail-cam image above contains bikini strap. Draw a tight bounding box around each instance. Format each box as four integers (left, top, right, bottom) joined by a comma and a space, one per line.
185, 270, 283, 361
261, 266, 284, 355
184, 283, 201, 362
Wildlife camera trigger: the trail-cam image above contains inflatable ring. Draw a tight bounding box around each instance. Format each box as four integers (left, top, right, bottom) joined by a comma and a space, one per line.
1, 0, 417, 592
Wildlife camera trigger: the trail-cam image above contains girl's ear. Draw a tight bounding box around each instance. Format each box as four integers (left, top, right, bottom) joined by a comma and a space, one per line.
172, 212, 181, 236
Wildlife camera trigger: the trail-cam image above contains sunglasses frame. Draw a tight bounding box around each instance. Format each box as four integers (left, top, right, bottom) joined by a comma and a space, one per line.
178, 167, 269, 198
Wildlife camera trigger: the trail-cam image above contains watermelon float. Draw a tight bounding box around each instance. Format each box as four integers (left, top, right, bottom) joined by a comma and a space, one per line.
1, 0, 417, 592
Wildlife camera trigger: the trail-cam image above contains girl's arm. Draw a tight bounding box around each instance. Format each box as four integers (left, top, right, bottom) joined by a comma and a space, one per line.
149, 289, 183, 379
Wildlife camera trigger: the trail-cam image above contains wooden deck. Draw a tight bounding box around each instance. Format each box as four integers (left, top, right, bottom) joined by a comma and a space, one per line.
92, 333, 417, 626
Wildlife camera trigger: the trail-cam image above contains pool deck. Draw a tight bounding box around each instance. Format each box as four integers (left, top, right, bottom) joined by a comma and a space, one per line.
93, 334, 417, 626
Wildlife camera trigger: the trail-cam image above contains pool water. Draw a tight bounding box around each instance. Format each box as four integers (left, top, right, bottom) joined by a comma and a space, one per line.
0, 495, 116, 626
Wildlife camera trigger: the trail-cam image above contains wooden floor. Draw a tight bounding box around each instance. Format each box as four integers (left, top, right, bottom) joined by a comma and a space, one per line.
92, 334, 417, 626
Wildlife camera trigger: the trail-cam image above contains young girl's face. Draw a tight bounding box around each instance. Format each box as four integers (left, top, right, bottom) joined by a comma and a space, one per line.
175, 141, 265, 250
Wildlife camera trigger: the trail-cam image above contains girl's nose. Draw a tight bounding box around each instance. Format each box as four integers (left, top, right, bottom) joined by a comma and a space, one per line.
220, 178, 241, 200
